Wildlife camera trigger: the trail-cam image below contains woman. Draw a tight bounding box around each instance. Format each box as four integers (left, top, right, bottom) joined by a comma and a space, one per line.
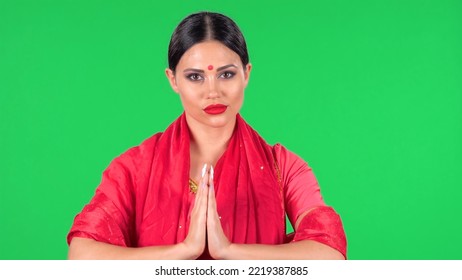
67, 11, 346, 260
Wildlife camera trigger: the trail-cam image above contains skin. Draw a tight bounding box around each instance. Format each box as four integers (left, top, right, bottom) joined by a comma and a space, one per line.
68, 40, 345, 260
165, 40, 251, 181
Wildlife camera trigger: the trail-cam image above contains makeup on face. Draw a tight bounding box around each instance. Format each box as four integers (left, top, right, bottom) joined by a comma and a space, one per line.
182, 64, 239, 82
171, 41, 247, 129
183, 64, 238, 74
204, 104, 228, 115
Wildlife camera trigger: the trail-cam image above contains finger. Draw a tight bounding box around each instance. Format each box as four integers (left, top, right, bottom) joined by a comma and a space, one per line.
200, 164, 211, 217
208, 165, 214, 189
192, 164, 208, 216
207, 166, 215, 207
207, 166, 220, 225
188, 164, 208, 242
200, 163, 210, 204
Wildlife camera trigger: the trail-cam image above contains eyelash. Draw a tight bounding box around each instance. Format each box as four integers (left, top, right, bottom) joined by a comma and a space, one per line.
186, 73, 203, 81
185, 71, 236, 81
219, 71, 235, 79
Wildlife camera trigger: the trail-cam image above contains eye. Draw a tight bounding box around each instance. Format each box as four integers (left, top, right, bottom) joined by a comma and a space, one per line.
186, 73, 203, 81
219, 71, 235, 79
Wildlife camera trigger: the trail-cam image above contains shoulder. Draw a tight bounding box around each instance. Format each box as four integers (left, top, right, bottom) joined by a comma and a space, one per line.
272, 144, 325, 224
96, 132, 164, 196
272, 143, 312, 178
106, 132, 163, 174
118, 132, 163, 160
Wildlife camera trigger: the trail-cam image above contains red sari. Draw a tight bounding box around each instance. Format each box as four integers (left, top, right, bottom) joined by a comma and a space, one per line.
68, 114, 346, 258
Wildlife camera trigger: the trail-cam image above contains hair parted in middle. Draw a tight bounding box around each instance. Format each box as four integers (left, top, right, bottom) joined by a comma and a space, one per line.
168, 12, 249, 72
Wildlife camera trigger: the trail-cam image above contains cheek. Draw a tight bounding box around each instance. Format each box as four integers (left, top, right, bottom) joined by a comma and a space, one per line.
220, 80, 245, 96
177, 84, 202, 105
179, 92, 197, 108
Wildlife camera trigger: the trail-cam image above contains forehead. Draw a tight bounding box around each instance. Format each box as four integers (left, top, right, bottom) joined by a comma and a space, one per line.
177, 41, 241, 68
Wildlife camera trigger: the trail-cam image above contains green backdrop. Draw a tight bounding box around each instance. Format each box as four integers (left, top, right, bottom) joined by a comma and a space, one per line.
1, 0, 461, 260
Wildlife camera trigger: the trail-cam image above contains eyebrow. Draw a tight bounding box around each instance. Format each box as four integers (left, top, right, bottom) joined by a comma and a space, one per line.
217, 64, 238, 71
183, 64, 238, 73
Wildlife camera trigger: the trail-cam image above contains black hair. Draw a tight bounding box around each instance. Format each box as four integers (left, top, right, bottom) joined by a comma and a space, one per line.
168, 12, 249, 72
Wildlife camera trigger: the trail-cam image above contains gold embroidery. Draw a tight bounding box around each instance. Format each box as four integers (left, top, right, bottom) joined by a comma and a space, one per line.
189, 178, 198, 194
274, 158, 282, 192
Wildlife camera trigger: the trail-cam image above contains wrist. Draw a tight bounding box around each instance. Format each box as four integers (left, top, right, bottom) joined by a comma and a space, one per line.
214, 242, 235, 260
176, 242, 202, 260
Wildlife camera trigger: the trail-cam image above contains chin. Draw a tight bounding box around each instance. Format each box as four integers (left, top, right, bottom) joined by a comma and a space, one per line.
205, 113, 236, 128
185, 111, 237, 129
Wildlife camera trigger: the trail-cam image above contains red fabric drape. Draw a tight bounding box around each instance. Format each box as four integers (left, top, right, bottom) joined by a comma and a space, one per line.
68, 113, 347, 258
68, 113, 286, 249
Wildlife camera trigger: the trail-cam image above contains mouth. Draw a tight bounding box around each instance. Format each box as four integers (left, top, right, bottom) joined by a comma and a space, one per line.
204, 104, 228, 115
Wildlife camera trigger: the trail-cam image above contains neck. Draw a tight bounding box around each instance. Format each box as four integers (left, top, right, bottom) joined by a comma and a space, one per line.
186, 114, 237, 167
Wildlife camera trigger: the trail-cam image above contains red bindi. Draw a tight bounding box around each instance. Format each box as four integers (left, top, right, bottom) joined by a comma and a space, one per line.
208, 65, 214, 70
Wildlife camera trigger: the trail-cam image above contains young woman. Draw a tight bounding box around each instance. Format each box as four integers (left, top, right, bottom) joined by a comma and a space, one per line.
67, 11, 347, 260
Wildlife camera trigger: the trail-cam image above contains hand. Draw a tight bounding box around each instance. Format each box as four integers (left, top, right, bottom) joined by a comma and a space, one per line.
206, 166, 232, 259
181, 164, 208, 259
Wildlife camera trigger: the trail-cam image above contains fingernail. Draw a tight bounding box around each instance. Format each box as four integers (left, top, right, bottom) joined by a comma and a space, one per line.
201, 164, 207, 178
210, 165, 214, 180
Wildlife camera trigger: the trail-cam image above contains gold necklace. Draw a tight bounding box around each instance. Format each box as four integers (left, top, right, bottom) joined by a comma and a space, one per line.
189, 178, 198, 194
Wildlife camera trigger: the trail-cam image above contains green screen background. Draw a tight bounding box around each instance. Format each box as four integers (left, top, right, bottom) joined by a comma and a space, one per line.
1, 0, 461, 259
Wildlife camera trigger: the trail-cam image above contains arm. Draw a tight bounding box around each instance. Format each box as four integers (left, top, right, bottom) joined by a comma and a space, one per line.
221, 240, 344, 260
206, 155, 346, 260
217, 210, 344, 260
68, 164, 210, 260
68, 237, 198, 260
207, 200, 345, 260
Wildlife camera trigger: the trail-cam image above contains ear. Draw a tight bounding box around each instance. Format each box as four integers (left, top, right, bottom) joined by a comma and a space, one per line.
165, 68, 179, 93
244, 63, 252, 87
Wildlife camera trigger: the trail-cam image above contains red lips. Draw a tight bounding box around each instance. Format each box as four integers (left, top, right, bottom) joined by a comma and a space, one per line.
204, 104, 228, 115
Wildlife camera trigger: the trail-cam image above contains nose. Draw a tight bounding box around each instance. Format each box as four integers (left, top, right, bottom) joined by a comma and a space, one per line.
206, 76, 219, 98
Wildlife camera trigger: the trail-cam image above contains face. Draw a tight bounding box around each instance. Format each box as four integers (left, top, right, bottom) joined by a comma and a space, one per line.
166, 40, 251, 130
